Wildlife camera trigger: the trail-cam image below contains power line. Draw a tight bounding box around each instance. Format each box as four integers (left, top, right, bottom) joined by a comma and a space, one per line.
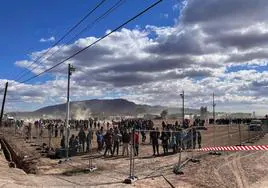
21, 0, 163, 84
23, 0, 126, 75
15, 0, 108, 81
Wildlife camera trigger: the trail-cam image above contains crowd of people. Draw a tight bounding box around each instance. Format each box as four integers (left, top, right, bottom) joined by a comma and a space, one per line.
7, 117, 229, 158
48, 118, 204, 158
8, 116, 267, 159
3, 116, 267, 160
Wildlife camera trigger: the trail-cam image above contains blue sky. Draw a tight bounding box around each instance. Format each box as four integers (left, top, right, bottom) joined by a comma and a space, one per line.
1, 0, 268, 116
0, 0, 179, 81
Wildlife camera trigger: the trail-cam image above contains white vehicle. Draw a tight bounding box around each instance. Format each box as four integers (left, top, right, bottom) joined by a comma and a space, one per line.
249, 120, 262, 131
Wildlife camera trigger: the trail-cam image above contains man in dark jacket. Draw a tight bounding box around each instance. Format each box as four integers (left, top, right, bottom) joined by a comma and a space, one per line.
69, 134, 75, 148
104, 130, 113, 156
78, 128, 86, 152
60, 136, 65, 149
197, 131, 202, 149
112, 128, 121, 156
150, 128, 160, 156
86, 129, 93, 152
160, 128, 169, 155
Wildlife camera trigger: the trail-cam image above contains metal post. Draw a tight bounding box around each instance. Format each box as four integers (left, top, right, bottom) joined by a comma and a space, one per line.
129, 133, 133, 177
179, 133, 182, 165
174, 129, 184, 175
65, 64, 70, 159
190, 126, 200, 163
210, 93, 221, 155
87, 133, 97, 172
213, 93, 215, 149
247, 122, 252, 143
0, 82, 8, 127
213, 93, 215, 124
191, 127, 194, 154
124, 129, 137, 183
174, 92, 186, 174
182, 91, 184, 126
65, 64, 75, 160
228, 119, 230, 155
213, 93, 216, 150
132, 129, 135, 178
238, 123, 242, 146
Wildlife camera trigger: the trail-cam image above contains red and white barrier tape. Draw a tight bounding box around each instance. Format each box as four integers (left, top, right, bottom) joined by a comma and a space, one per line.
196, 145, 268, 151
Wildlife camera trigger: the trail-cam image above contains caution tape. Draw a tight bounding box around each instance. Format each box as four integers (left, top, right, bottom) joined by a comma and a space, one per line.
196, 145, 268, 151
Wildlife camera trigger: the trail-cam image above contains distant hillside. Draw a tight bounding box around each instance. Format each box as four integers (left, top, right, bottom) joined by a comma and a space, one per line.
10, 99, 200, 119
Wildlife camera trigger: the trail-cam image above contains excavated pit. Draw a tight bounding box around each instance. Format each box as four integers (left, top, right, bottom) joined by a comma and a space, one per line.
0, 136, 38, 174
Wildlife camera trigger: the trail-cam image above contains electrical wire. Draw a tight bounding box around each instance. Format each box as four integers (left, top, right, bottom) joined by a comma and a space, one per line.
20, 0, 163, 84
15, 0, 108, 81
26, 0, 126, 74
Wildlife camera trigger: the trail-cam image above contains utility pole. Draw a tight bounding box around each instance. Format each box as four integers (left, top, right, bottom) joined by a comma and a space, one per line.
65, 64, 75, 159
213, 92, 216, 124
174, 90, 185, 175
0, 82, 8, 127
180, 91, 185, 126
210, 92, 221, 155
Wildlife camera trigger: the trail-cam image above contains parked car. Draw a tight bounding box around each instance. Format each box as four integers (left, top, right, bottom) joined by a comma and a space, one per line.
249, 120, 262, 131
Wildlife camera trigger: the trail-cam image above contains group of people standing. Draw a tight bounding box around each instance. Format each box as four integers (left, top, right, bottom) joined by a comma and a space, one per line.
20, 118, 203, 158
66, 119, 203, 157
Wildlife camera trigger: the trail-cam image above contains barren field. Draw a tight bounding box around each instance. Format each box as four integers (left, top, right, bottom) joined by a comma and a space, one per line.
0, 124, 266, 187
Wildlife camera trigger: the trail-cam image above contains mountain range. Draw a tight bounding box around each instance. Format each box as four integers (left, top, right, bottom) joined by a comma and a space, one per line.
10, 99, 200, 119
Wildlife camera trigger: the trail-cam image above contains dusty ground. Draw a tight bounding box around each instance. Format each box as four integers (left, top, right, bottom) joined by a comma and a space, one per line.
176, 135, 268, 188
0, 124, 267, 187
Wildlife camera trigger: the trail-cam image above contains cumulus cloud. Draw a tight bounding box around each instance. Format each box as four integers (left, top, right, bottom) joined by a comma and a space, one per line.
39, 36, 55, 43
4, 0, 268, 115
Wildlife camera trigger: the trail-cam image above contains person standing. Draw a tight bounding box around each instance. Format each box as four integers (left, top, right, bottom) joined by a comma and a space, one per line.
122, 130, 130, 156
97, 122, 101, 130
133, 131, 139, 156
197, 131, 202, 149
78, 128, 86, 152
60, 136, 65, 149
104, 130, 113, 157
112, 129, 121, 156
86, 129, 93, 152
160, 129, 169, 155
192, 126, 197, 149
150, 128, 160, 156
69, 134, 75, 148
94, 121, 97, 129
171, 131, 178, 153
60, 124, 64, 137
96, 130, 104, 152
55, 124, 58, 137
74, 136, 80, 152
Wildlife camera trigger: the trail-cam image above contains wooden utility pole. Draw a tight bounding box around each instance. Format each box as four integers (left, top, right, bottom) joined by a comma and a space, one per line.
0, 82, 8, 126
65, 64, 75, 159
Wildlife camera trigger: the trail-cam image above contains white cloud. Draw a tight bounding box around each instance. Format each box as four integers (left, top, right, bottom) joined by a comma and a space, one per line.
4, 0, 268, 116
39, 36, 55, 43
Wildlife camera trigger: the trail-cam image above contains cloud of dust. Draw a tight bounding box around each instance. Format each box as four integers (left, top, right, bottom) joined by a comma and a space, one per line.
71, 102, 92, 120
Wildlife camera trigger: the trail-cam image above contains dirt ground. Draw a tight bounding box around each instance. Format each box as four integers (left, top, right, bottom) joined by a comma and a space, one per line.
0, 124, 267, 187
